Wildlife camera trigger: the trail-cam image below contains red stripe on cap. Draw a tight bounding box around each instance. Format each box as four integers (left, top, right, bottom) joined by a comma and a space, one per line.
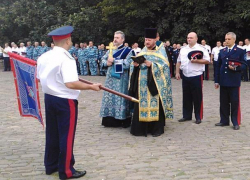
237, 87, 241, 125
52, 34, 71, 40
65, 99, 76, 178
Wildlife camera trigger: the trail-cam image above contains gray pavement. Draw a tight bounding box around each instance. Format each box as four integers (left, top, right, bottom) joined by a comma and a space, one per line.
0, 60, 250, 180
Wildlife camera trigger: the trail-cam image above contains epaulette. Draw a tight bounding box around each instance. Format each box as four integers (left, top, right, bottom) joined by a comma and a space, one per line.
221, 48, 227, 52
220, 46, 227, 51
64, 52, 75, 60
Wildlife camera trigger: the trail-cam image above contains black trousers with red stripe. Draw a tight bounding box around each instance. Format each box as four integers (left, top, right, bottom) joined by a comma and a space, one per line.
182, 74, 203, 120
220, 86, 241, 126
44, 94, 78, 179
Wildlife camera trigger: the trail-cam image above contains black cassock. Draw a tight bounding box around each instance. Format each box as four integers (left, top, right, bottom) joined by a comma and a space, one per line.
129, 66, 165, 137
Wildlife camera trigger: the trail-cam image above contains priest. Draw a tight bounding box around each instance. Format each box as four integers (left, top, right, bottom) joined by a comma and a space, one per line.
100, 31, 135, 127
129, 28, 173, 137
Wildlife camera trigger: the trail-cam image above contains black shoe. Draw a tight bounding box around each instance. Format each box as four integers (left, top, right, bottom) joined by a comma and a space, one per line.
195, 119, 201, 124
152, 133, 162, 137
233, 125, 240, 130
122, 124, 130, 128
60, 170, 87, 179
215, 123, 229, 126
46, 168, 58, 175
178, 118, 192, 122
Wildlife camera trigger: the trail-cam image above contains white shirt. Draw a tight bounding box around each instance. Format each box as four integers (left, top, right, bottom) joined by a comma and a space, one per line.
12, 47, 20, 54
37, 46, 80, 100
237, 45, 244, 49
243, 44, 250, 60
211, 46, 223, 61
19, 47, 27, 56
3, 46, 12, 57
133, 47, 141, 54
177, 43, 210, 77
201, 44, 211, 54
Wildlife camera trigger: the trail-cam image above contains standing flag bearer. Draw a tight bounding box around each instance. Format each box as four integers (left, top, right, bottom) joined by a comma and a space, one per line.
37, 26, 101, 179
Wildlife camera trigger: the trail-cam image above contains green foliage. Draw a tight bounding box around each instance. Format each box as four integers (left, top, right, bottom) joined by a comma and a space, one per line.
0, 0, 250, 47
67, 6, 107, 44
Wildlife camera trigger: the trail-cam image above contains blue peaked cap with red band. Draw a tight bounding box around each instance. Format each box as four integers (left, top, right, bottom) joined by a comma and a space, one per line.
48, 26, 74, 40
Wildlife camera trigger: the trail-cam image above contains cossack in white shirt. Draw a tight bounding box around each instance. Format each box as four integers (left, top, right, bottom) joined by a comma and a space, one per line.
212, 46, 223, 61
19, 47, 27, 56
243, 44, 250, 60
177, 43, 210, 77
133, 47, 141, 54
37, 46, 80, 100
3, 46, 12, 57
12, 47, 20, 54
201, 44, 211, 54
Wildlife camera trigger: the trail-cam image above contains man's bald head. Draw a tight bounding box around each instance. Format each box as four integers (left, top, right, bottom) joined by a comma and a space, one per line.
187, 32, 198, 47
188, 32, 198, 39
53, 37, 73, 51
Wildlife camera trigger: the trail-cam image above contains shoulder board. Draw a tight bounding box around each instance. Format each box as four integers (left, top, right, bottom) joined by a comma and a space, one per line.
64, 52, 75, 60
220, 48, 227, 52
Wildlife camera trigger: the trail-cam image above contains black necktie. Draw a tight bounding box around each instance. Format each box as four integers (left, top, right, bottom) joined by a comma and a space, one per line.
228, 49, 231, 53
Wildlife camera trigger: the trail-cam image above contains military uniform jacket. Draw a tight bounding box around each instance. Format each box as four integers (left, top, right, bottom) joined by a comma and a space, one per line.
215, 44, 246, 87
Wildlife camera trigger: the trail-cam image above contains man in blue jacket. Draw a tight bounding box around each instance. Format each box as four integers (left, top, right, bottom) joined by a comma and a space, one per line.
214, 32, 246, 130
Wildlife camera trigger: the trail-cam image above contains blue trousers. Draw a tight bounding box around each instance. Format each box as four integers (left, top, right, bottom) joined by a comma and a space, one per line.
3, 57, 11, 71
89, 58, 98, 76
79, 59, 88, 75
44, 94, 78, 179
182, 74, 203, 120
220, 86, 241, 126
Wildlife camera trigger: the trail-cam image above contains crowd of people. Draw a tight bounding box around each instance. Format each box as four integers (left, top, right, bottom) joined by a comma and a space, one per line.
2, 37, 249, 80
164, 38, 250, 81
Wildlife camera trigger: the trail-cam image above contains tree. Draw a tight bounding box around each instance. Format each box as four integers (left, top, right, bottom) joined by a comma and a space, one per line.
0, 0, 250, 46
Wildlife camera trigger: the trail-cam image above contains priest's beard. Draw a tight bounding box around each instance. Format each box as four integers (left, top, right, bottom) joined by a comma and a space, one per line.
146, 43, 156, 50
